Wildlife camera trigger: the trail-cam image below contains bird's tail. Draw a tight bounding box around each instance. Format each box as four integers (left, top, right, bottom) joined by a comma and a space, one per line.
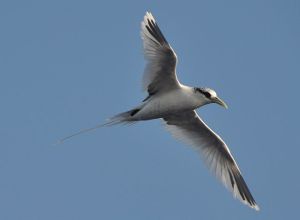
55, 107, 142, 145
105, 108, 141, 125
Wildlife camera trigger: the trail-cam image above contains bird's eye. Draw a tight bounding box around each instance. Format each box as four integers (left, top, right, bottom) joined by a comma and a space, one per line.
203, 91, 211, 98
194, 88, 211, 99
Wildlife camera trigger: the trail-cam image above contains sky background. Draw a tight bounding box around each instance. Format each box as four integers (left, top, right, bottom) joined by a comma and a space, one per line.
1, 0, 299, 219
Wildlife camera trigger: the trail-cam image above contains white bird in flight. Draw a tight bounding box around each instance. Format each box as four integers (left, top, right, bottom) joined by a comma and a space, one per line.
60, 12, 259, 211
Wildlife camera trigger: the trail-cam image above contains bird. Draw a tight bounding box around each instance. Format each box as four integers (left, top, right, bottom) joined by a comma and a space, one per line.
59, 12, 259, 211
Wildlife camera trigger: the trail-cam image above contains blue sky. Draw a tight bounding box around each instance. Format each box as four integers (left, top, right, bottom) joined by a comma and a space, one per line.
1, 0, 299, 219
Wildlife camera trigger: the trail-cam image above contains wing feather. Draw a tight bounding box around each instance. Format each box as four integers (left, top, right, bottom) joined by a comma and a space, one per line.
141, 12, 180, 95
163, 110, 259, 210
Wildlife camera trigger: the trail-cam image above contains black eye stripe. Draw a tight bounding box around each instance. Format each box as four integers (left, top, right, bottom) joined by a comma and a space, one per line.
194, 88, 211, 98
203, 91, 211, 98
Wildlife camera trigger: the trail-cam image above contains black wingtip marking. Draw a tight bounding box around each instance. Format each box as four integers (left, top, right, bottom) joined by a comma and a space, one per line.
235, 174, 246, 201
145, 17, 168, 45
232, 169, 257, 206
146, 25, 160, 43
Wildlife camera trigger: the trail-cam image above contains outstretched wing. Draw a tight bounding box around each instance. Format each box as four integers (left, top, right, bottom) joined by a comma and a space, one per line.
141, 12, 180, 95
163, 110, 259, 210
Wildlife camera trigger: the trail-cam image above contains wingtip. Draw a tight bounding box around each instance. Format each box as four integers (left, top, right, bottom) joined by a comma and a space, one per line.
141, 11, 157, 42
253, 204, 260, 211
143, 11, 155, 23
238, 195, 260, 211
145, 11, 152, 17
141, 12, 149, 29
242, 198, 260, 211
241, 193, 260, 211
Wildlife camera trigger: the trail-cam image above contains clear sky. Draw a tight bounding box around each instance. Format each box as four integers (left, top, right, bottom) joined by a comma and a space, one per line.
1, 0, 299, 219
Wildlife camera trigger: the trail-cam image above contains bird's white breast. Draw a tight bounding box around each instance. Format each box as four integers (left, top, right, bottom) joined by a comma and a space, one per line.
135, 85, 205, 120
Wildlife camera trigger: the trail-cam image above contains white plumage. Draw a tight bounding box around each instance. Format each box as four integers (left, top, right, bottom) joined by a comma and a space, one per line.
59, 12, 259, 211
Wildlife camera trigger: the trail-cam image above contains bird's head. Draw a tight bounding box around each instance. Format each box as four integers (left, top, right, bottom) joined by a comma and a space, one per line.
194, 87, 228, 109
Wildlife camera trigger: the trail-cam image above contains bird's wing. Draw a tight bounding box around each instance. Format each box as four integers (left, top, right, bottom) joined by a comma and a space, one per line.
141, 12, 180, 95
163, 110, 259, 210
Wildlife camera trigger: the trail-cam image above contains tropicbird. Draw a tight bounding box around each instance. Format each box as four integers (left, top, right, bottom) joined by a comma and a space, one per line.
60, 12, 259, 211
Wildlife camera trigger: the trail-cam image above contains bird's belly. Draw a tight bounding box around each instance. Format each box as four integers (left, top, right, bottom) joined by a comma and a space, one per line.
135, 91, 198, 120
